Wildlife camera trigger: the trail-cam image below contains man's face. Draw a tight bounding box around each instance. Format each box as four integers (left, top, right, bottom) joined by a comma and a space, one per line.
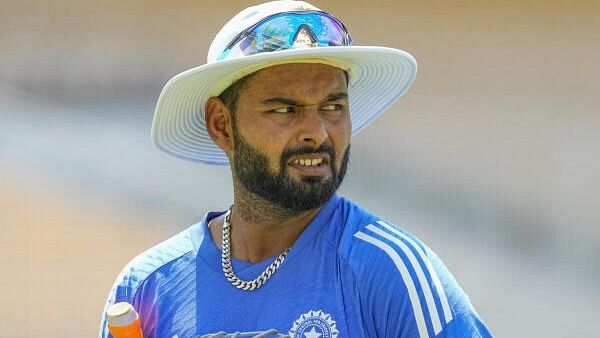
230, 63, 352, 212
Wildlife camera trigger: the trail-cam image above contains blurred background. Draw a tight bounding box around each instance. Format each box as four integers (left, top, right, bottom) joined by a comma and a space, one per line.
1, 0, 599, 337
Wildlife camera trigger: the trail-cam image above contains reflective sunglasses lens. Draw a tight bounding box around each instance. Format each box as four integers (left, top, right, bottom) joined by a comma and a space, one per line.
218, 12, 351, 61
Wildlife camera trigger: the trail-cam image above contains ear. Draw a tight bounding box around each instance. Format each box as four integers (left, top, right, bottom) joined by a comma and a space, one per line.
205, 97, 234, 154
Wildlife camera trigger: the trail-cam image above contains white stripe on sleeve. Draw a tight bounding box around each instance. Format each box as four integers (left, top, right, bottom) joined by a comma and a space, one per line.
354, 231, 429, 338
376, 220, 453, 324
365, 224, 443, 334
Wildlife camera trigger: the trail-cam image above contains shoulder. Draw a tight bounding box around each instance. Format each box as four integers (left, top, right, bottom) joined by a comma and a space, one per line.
99, 223, 203, 306
99, 221, 204, 338
335, 198, 492, 337
336, 197, 454, 300
111, 222, 200, 298
336, 198, 442, 300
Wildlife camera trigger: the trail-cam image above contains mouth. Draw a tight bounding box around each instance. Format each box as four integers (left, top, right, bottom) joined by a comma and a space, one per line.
287, 154, 331, 176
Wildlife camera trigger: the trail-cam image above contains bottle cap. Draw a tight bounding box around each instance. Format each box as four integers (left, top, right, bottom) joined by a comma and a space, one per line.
107, 302, 138, 327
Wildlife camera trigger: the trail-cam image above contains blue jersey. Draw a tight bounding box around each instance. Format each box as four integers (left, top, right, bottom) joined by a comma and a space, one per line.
99, 195, 492, 338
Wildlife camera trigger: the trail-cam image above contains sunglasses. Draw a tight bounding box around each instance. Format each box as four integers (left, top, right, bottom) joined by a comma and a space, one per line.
218, 10, 353, 61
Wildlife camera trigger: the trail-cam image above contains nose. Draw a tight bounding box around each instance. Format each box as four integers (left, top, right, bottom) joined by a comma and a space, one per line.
296, 106, 328, 147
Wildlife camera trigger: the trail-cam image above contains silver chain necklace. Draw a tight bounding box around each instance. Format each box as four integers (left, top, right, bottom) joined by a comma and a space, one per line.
221, 206, 290, 291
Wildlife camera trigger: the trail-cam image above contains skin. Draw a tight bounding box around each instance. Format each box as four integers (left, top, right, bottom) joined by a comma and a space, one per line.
205, 63, 351, 263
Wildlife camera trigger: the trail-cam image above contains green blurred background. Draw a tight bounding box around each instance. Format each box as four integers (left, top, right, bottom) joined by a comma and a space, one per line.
1, 0, 599, 337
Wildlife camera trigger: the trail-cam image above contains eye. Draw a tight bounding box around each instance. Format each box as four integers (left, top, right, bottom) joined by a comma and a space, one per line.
320, 104, 344, 111
270, 106, 296, 114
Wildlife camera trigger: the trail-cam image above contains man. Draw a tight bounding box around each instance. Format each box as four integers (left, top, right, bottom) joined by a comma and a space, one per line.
100, 1, 492, 337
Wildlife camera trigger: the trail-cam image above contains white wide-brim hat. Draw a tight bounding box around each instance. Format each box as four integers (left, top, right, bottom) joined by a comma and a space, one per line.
151, 1, 417, 165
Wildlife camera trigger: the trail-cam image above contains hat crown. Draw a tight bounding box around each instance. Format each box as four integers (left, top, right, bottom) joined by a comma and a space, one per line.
207, 1, 322, 63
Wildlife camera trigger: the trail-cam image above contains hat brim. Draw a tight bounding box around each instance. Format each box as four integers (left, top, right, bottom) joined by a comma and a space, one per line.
151, 46, 417, 165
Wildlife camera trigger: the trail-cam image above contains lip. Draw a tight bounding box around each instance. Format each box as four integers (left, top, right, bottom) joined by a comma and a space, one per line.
287, 153, 331, 165
287, 153, 332, 177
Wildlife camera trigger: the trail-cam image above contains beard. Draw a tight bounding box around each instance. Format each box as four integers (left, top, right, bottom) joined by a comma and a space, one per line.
231, 128, 350, 213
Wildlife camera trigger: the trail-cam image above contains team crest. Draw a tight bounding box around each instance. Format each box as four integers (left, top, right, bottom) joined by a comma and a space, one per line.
289, 310, 339, 338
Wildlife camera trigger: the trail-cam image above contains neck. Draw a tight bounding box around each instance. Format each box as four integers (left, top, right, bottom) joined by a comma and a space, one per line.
234, 181, 304, 224
219, 183, 321, 263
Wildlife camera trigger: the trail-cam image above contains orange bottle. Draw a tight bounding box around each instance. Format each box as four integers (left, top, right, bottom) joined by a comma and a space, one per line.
106, 302, 144, 338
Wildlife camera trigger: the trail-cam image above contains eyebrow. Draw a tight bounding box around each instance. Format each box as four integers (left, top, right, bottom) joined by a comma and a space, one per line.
260, 92, 349, 106
325, 92, 349, 102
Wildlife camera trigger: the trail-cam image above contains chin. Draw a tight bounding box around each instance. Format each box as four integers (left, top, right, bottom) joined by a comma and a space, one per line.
299, 176, 325, 184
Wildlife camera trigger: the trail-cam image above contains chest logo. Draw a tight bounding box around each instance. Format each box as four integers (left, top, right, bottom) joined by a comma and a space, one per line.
289, 310, 339, 338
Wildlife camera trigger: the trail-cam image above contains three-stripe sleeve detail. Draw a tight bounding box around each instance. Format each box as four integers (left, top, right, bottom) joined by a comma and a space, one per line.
376, 220, 453, 324
353, 231, 430, 338
354, 221, 454, 338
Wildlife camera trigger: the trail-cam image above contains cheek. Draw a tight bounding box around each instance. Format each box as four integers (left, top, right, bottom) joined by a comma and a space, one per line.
333, 120, 352, 144
251, 131, 288, 171
333, 124, 351, 168
332, 111, 352, 137
237, 115, 285, 155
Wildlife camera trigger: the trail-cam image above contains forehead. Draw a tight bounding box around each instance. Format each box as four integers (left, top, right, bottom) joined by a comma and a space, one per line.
242, 63, 348, 100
